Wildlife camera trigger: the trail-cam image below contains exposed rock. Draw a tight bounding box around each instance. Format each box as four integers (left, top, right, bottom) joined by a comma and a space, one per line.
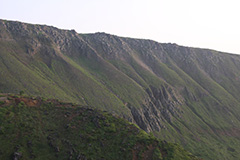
129, 85, 182, 132
55, 147, 60, 152
13, 152, 22, 160
227, 147, 235, 152
77, 153, 87, 160
0, 97, 7, 101
92, 118, 100, 128
27, 141, 32, 148
1, 19, 240, 160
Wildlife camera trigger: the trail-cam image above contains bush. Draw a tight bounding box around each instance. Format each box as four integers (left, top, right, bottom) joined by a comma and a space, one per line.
0, 101, 5, 105
19, 91, 25, 96
18, 101, 26, 107
152, 148, 163, 160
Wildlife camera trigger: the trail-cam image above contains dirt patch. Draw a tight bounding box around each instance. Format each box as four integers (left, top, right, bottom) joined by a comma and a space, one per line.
132, 142, 158, 160
0, 97, 7, 101
15, 98, 40, 107
216, 128, 240, 138
142, 144, 155, 160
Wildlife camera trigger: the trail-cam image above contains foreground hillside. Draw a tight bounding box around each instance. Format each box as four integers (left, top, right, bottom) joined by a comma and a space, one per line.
0, 94, 198, 160
1, 19, 240, 159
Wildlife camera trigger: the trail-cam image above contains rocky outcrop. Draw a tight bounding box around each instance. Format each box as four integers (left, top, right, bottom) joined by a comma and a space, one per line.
129, 85, 183, 132
2, 19, 240, 159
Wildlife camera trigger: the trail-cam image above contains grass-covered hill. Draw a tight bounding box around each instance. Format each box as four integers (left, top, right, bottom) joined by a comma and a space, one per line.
1, 19, 240, 159
0, 93, 199, 160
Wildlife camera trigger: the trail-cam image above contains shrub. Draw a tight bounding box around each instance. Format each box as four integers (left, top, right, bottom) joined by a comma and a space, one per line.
19, 91, 25, 96
152, 148, 162, 160
18, 101, 26, 107
0, 101, 5, 105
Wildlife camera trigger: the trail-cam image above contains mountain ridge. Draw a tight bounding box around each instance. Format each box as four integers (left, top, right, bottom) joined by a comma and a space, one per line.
1, 19, 240, 159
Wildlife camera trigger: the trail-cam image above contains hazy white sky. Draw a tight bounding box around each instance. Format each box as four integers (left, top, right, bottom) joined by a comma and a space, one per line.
1, 0, 240, 54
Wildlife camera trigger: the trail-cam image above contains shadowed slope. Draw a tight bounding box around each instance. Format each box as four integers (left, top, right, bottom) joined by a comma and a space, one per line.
0, 94, 199, 160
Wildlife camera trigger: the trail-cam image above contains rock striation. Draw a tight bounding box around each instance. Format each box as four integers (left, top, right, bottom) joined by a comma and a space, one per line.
1, 19, 240, 159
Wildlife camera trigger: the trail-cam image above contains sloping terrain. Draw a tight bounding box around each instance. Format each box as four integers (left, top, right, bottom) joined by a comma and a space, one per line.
1, 19, 240, 159
0, 93, 198, 160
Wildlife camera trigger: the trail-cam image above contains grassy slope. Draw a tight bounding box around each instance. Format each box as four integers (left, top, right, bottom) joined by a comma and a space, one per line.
0, 41, 74, 101
121, 40, 240, 159
0, 39, 130, 118
1, 20, 240, 159
0, 94, 199, 160
82, 35, 240, 159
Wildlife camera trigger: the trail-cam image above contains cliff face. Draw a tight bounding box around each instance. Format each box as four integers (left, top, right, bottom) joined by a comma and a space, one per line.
1, 19, 240, 159
129, 85, 183, 132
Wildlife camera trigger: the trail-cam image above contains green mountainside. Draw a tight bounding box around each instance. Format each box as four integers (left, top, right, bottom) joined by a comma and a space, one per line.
0, 93, 198, 160
1, 19, 240, 159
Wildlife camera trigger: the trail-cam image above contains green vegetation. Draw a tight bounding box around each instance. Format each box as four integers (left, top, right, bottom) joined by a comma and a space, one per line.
0, 94, 199, 160
1, 19, 240, 159
19, 90, 25, 96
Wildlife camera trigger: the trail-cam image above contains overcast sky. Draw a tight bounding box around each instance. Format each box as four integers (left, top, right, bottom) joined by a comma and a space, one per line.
1, 0, 240, 54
